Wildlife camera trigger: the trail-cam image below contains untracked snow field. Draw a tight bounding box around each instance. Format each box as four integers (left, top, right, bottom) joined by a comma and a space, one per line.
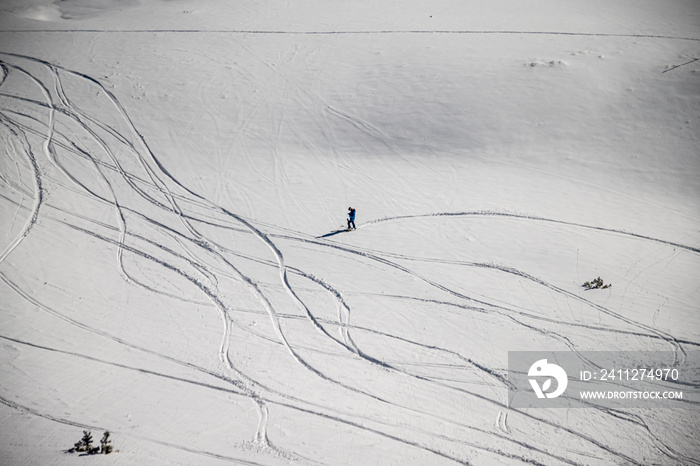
1, 1, 699, 464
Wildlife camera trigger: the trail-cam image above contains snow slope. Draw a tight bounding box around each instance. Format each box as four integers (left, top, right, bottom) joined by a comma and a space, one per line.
1, 1, 699, 464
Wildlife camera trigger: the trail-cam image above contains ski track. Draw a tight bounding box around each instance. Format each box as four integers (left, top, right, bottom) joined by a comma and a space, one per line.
0, 112, 43, 265
1, 52, 698, 465
3, 29, 699, 42
365, 211, 700, 255
290, 230, 699, 358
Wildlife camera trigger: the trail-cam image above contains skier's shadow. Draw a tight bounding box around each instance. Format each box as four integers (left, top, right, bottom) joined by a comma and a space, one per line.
316, 229, 350, 239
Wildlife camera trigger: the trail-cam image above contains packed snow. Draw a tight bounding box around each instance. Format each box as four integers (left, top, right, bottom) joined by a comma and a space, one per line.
1, 1, 699, 464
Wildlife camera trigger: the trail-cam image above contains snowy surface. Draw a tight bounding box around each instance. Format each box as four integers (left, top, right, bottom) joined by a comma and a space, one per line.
1, 1, 699, 464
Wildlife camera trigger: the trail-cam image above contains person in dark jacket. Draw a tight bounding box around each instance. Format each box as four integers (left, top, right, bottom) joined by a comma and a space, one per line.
347, 207, 356, 230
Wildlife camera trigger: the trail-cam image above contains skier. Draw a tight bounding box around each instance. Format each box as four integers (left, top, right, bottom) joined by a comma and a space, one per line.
347, 207, 356, 230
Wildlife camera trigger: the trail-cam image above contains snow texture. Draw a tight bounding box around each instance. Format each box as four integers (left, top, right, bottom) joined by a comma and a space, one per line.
0, 0, 699, 464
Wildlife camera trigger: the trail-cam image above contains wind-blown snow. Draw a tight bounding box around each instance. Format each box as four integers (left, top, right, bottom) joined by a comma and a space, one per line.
1, 1, 699, 464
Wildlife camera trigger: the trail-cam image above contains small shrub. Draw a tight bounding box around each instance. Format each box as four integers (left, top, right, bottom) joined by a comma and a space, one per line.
70, 430, 93, 453
583, 276, 611, 290
100, 431, 113, 454
67, 430, 115, 455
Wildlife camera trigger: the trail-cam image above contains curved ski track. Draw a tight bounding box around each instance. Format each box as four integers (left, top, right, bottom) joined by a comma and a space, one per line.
1, 52, 698, 465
